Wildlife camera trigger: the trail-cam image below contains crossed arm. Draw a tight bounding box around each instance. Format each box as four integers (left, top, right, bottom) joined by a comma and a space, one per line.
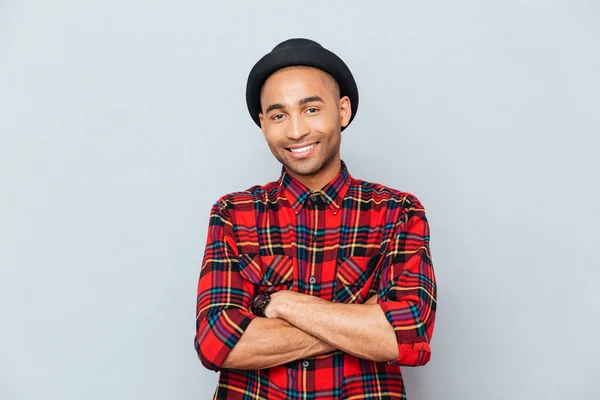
221, 293, 395, 370
195, 200, 436, 371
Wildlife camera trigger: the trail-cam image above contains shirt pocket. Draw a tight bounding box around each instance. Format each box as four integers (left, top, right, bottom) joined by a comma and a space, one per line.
238, 253, 294, 293
334, 254, 383, 304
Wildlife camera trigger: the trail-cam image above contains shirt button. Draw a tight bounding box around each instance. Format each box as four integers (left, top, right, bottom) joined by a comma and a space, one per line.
309, 276, 316, 284
302, 360, 310, 368
310, 195, 319, 202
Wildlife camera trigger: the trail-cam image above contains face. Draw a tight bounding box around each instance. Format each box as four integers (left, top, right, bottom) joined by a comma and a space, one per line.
259, 67, 351, 183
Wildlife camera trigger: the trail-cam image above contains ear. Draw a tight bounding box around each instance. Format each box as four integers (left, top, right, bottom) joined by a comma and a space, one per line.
339, 96, 352, 128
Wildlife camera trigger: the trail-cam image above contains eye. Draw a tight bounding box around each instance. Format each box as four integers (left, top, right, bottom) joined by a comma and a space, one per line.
306, 107, 319, 114
271, 114, 284, 121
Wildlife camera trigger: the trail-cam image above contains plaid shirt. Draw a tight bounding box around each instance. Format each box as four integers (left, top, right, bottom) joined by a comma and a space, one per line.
195, 161, 437, 399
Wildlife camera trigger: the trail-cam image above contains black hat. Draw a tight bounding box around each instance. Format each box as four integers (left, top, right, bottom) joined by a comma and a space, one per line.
246, 38, 359, 130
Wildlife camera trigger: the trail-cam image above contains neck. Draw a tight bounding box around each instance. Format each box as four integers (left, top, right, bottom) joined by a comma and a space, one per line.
287, 157, 342, 192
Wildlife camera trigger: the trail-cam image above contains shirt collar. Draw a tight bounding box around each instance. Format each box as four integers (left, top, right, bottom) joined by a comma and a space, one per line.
279, 160, 352, 214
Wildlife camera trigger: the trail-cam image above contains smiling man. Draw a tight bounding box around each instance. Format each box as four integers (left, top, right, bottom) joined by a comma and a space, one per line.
194, 38, 437, 399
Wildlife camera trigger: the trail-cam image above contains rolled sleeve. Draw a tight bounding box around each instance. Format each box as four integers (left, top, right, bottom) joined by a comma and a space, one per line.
377, 200, 437, 367
194, 201, 257, 371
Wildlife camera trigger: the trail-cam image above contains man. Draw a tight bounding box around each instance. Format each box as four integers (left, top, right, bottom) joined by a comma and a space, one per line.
194, 38, 437, 399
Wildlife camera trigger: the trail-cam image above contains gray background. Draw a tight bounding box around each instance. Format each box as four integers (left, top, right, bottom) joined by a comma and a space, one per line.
1, 1, 599, 399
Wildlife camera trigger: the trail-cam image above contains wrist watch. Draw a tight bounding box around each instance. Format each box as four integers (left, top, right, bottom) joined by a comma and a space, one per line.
250, 290, 271, 317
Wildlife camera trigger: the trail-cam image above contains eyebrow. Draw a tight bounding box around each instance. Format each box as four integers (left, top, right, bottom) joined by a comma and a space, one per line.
298, 96, 324, 106
265, 96, 325, 114
265, 103, 285, 114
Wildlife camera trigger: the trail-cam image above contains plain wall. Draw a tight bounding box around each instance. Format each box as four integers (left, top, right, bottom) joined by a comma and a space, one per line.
1, 1, 599, 399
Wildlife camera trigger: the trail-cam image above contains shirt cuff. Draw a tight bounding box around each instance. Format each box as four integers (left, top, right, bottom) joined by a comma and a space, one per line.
378, 300, 432, 366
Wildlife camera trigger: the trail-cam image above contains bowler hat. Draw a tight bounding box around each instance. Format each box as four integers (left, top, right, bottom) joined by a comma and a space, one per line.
246, 38, 359, 130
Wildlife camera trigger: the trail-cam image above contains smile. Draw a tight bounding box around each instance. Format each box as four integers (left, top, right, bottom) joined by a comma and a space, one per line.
289, 143, 316, 153
286, 142, 319, 159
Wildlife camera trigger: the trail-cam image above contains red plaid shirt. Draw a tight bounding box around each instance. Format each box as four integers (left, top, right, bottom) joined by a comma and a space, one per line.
195, 161, 437, 399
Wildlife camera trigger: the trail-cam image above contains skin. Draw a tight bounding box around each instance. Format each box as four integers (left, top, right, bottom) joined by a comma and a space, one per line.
220, 315, 337, 370
266, 291, 398, 362
221, 67, 398, 370
258, 66, 350, 192
222, 295, 385, 370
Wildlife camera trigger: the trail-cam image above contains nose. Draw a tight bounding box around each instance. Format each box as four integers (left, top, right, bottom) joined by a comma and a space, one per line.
286, 112, 310, 140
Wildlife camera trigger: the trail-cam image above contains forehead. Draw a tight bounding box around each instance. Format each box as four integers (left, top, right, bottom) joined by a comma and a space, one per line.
260, 67, 335, 105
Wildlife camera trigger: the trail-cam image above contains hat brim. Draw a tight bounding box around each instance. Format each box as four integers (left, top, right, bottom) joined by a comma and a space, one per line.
246, 46, 359, 131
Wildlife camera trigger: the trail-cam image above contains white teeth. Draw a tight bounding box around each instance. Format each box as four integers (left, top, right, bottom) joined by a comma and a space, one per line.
290, 144, 315, 153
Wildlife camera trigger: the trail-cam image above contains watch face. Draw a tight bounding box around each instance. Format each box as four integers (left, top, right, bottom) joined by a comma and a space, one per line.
251, 291, 270, 317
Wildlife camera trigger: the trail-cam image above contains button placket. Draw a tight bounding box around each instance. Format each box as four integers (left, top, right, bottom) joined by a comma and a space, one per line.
303, 191, 325, 299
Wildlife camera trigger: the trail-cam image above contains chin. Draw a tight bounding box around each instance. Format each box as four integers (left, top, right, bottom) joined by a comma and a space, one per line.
284, 159, 323, 177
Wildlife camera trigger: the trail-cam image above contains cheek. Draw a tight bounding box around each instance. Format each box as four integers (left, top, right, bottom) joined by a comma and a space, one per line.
309, 111, 338, 131
263, 130, 286, 150
307, 119, 326, 132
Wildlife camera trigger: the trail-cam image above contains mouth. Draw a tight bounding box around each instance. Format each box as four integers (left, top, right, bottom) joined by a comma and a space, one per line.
286, 142, 319, 159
